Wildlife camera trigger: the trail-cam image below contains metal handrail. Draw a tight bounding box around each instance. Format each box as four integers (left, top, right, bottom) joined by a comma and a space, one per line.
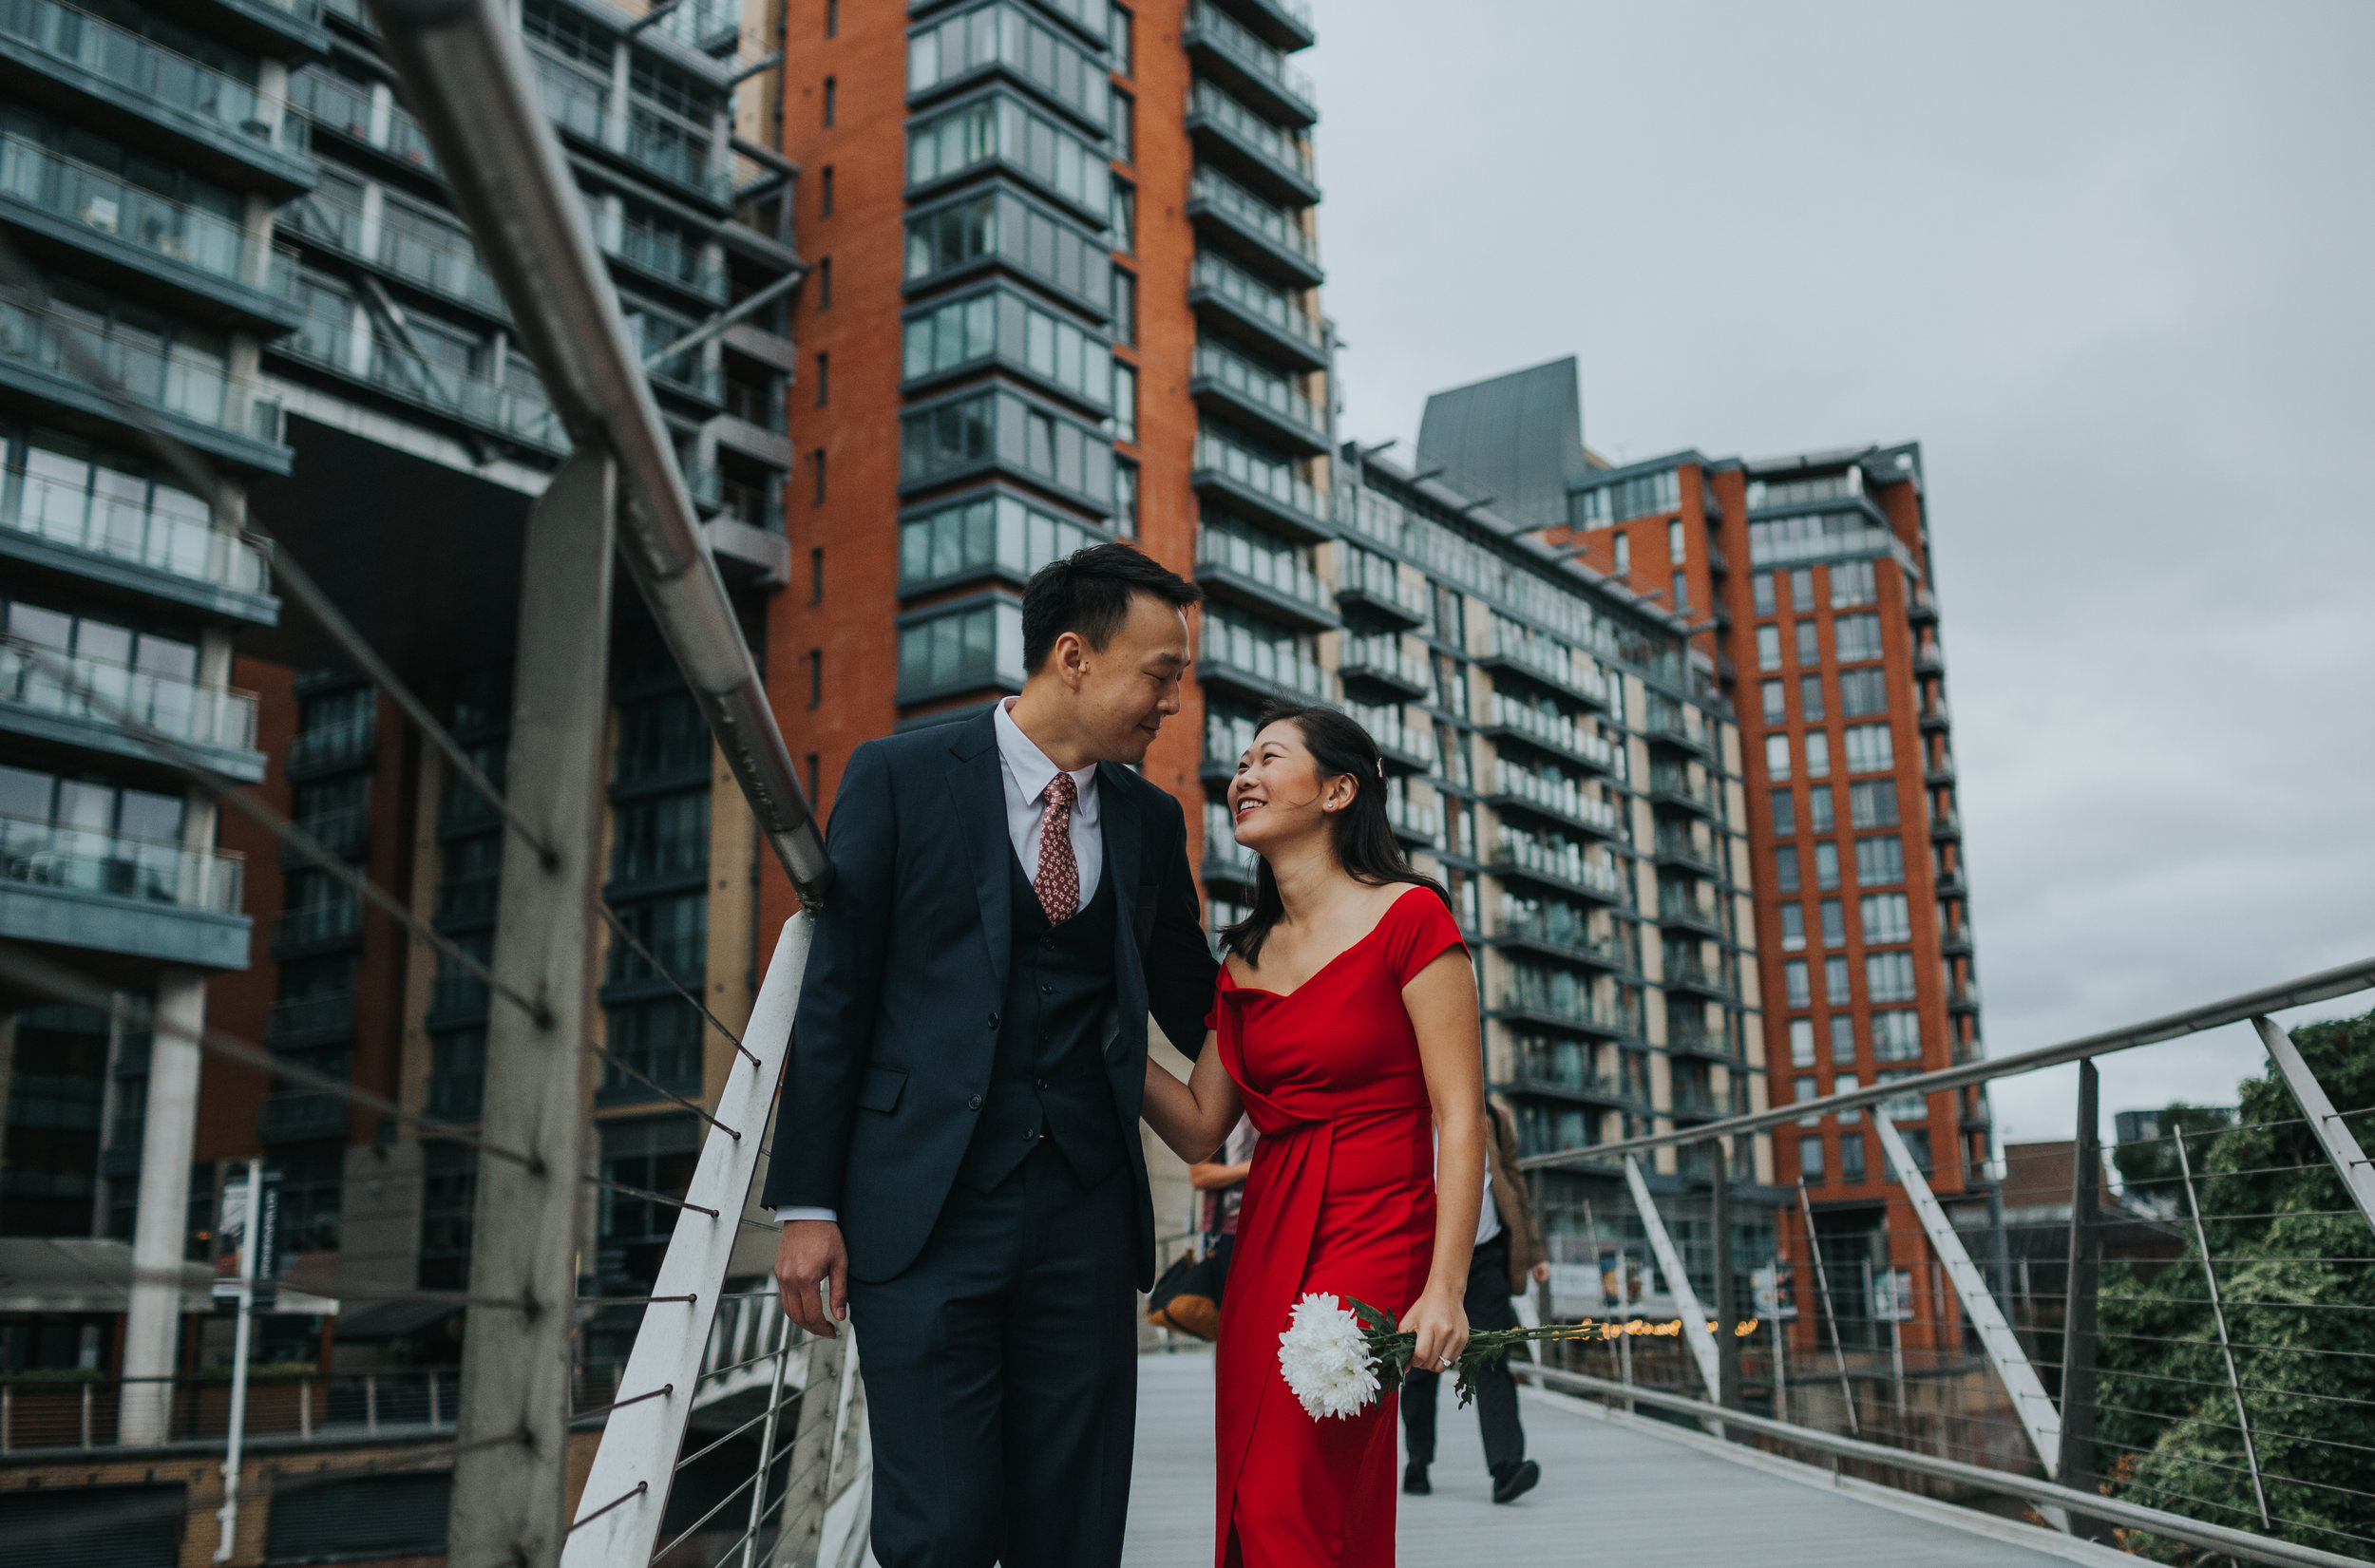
1521, 952, 2375, 1170
370, 0, 828, 907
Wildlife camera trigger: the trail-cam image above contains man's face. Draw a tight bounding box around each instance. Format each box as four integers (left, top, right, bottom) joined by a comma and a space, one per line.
1069, 594, 1192, 765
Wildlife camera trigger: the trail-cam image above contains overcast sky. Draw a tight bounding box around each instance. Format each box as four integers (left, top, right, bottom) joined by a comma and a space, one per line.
1303, 0, 2375, 1142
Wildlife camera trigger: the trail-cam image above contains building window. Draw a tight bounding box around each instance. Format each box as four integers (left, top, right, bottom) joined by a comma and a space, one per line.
1112, 267, 1137, 346
821, 165, 834, 215
1771, 791, 1796, 836
1843, 724, 1893, 774
1111, 179, 1135, 252
823, 75, 836, 126
1109, 2, 1132, 75
809, 547, 824, 604
1814, 840, 1840, 889
1668, 517, 1686, 563
1784, 961, 1810, 1008
1867, 951, 1917, 1002
1872, 1010, 1922, 1062
1114, 457, 1137, 537
1831, 559, 1876, 608
897, 597, 1027, 701
1820, 898, 1846, 948
1798, 673, 1825, 724
1778, 904, 1805, 952
1808, 786, 1835, 834
1774, 844, 1800, 893
1834, 1071, 1860, 1121
1755, 623, 1779, 671
1854, 836, 1905, 885
1823, 955, 1851, 1004
811, 447, 826, 504
1760, 680, 1785, 723
817, 255, 832, 308
1752, 573, 1775, 615
1834, 613, 1882, 662
1112, 89, 1133, 163
814, 350, 829, 405
899, 386, 1117, 508
1862, 893, 1910, 943
1839, 668, 1887, 716
1670, 571, 1689, 612
1763, 732, 1790, 782
1839, 1133, 1866, 1182
1795, 621, 1819, 667
1792, 569, 1815, 612
1798, 1135, 1826, 1182
1789, 1018, 1815, 1067
1794, 1076, 1821, 1124
899, 490, 1104, 592
1830, 1015, 1855, 1065
902, 287, 1112, 408
1614, 531, 1632, 577
1804, 730, 1830, 779
807, 649, 822, 708
826, 0, 838, 37
1112, 357, 1137, 444
1849, 779, 1898, 828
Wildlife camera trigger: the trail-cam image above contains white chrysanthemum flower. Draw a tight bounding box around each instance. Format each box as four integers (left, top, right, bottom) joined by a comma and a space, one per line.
1277, 1293, 1380, 1421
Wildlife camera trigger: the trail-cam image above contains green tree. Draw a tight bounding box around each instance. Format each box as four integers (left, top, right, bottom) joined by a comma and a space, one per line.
2095, 1011, 2375, 1562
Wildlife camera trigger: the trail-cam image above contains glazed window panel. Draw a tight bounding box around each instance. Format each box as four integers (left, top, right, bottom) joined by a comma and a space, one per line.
898, 491, 1101, 590
897, 598, 1026, 698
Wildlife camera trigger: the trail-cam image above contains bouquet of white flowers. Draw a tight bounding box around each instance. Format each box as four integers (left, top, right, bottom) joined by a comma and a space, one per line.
1276, 1292, 1611, 1421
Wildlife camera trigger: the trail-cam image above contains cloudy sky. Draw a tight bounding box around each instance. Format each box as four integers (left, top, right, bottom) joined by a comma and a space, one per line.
1303, 0, 2375, 1141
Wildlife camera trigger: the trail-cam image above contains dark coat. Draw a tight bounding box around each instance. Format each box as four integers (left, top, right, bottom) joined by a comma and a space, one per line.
759, 710, 1218, 1289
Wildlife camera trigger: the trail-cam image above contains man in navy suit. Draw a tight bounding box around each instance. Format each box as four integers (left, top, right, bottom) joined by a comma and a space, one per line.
764, 542, 1219, 1568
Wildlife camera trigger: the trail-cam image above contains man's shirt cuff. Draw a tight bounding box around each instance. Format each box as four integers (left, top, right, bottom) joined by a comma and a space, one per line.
775, 1206, 837, 1224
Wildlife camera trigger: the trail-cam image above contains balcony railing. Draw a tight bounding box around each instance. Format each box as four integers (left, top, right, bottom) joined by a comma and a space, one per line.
1384, 786, 1442, 848
1188, 80, 1315, 183
1188, 164, 1319, 265
1647, 766, 1718, 815
0, 813, 244, 911
1338, 632, 1428, 692
1509, 1041, 1625, 1099
1192, 431, 1325, 528
276, 306, 566, 452
1188, 253, 1323, 349
526, 51, 732, 202
265, 991, 355, 1047
612, 223, 728, 303
0, 1370, 467, 1453
1338, 552, 1429, 622
280, 184, 504, 318
4, 0, 310, 159
1498, 975, 1640, 1036
1655, 831, 1726, 879
286, 714, 376, 776
1, 300, 275, 444
1484, 621, 1608, 707
1498, 910, 1630, 969
259, 1088, 350, 1143
1, 460, 270, 596
1491, 760, 1621, 837
1493, 831, 1625, 902
1484, 693, 1618, 773
274, 893, 361, 949
1190, 343, 1322, 440
0, 642, 258, 752
1195, 522, 1329, 612
1186, 2, 1318, 114
291, 68, 438, 173
0, 135, 297, 301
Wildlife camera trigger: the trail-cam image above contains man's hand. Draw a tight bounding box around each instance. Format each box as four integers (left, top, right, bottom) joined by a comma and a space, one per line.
1530, 1260, 1552, 1285
775, 1219, 849, 1337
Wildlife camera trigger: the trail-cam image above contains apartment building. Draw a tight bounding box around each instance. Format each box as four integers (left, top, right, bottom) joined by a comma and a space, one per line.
1559, 433, 1991, 1359
0, 0, 796, 1472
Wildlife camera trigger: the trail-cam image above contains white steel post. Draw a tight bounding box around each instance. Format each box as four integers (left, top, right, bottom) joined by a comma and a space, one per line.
2252, 1015, 2375, 1237
214, 1159, 262, 1563
121, 971, 206, 1446
561, 912, 814, 1568
1623, 1156, 1720, 1406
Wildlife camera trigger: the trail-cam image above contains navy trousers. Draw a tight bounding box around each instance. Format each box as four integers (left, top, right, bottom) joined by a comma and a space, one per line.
1400, 1235, 1526, 1474
847, 1142, 1138, 1568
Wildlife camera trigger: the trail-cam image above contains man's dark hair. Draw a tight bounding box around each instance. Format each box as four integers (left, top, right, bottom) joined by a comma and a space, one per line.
1021, 540, 1200, 673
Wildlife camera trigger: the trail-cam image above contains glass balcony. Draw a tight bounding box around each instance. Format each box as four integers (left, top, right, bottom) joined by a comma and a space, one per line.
1188, 165, 1320, 281
0, 813, 244, 911
265, 991, 355, 1048
1508, 1038, 1624, 1101
612, 224, 728, 304
525, 52, 733, 203
1335, 550, 1427, 626
0, 641, 259, 753
290, 69, 436, 174
280, 184, 504, 318
1191, 430, 1328, 538
0, 135, 296, 304
1384, 783, 1442, 849
1344, 700, 1434, 771
275, 306, 567, 453
1185, 1, 1318, 124
1498, 967, 1639, 1036
4, 0, 310, 161
258, 1089, 349, 1144
1194, 520, 1331, 619
1482, 693, 1618, 774
1489, 760, 1621, 838
1654, 829, 1725, 878
1497, 908, 1629, 970
1188, 80, 1316, 188
286, 713, 376, 777
1336, 633, 1429, 696
1189, 342, 1325, 451
0, 458, 270, 598
1482, 619, 1609, 708
1188, 253, 1325, 367
275, 891, 360, 952
1492, 829, 1625, 903
1646, 765, 1719, 817
0, 301, 275, 446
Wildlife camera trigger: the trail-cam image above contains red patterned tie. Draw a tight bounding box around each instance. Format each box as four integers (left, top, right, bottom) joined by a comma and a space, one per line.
1036, 771, 1081, 924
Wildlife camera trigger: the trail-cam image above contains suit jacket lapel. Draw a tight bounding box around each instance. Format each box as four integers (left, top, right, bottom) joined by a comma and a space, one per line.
1099, 763, 1144, 961
944, 715, 1012, 997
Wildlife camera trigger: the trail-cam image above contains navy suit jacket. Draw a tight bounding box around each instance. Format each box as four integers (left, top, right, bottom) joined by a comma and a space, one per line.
759, 710, 1218, 1289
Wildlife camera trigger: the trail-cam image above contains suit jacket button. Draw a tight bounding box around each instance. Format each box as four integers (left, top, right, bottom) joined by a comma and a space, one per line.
967, 1094, 983, 1111
986, 1011, 999, 1029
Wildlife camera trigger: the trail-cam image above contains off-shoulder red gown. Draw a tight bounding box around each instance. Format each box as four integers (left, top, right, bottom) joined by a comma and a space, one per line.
1210, 886, 1467, 1566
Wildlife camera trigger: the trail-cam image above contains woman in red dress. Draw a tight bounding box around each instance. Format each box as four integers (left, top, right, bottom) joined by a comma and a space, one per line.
1145, 702, 1486, 1566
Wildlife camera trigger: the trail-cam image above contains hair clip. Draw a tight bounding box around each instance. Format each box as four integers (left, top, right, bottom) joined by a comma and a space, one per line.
1375, 758, 1386, 779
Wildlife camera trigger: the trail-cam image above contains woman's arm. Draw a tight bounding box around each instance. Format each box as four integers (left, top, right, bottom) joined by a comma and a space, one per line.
1143, 1031, 1243, 1164
1188, 1158, 1253, 1191
1401, 948, 1487, 1373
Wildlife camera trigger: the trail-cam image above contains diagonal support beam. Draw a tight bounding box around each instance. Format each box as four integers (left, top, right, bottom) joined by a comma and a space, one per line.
2252, 1015, 2375, 1237
561, 913, 814, 1568
1872, 1111, 2062, 1477
1624, 1156, 1720, 1406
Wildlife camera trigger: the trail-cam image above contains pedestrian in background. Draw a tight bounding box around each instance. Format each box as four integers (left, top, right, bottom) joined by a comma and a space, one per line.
1402, 1097, 1549, 1503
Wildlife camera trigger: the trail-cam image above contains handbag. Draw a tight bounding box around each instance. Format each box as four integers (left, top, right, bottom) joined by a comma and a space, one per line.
1145, 1234, 1234, 1341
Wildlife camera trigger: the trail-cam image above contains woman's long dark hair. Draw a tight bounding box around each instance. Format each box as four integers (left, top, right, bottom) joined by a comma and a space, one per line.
1220, 699, 1453, 963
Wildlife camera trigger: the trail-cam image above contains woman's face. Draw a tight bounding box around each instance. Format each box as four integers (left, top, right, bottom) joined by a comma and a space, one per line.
1226, 720, 1356, 856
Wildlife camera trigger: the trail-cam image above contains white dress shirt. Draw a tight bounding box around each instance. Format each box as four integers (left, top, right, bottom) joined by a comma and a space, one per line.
778, 699, 1102, 1225
1433, 1126, 1505, 1247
